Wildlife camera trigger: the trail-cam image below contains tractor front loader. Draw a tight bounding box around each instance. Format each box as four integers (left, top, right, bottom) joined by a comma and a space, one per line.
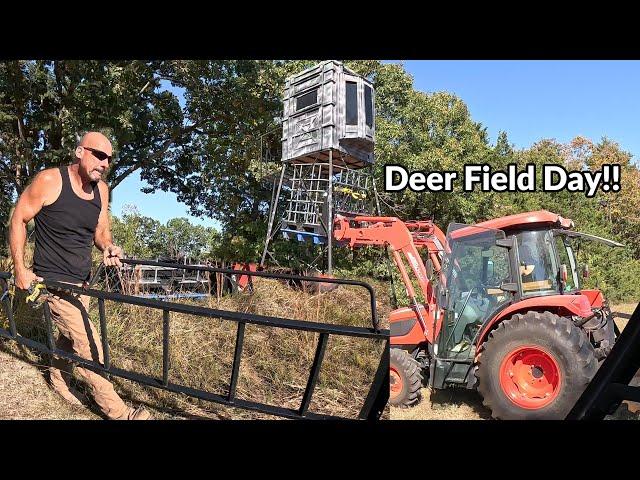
334, 210, 623, 419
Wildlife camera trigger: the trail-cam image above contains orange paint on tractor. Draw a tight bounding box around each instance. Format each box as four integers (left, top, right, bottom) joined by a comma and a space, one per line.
474, 294, 593, 353
580, 289, 604, 307
498, 344, 562, 410
475, 210, 574, 231
389, 305, 442, 345
449, 210, 574, 240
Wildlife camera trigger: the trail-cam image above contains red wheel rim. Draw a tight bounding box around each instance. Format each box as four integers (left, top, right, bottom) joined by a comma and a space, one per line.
390, 366, 403, 398
499, 345, 562, 410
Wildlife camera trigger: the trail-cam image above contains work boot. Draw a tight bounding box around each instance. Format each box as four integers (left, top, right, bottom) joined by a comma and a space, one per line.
113, 406, 153, 420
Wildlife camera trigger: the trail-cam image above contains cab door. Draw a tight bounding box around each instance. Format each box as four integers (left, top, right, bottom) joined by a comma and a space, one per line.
432, 223, 517, 388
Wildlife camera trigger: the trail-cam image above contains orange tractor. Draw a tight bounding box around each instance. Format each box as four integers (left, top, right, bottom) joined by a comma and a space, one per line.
334, 210, 624, 419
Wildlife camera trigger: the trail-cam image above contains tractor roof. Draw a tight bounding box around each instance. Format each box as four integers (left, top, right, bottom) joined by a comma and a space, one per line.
475, 210, 574, 232
448, 210, 574, 241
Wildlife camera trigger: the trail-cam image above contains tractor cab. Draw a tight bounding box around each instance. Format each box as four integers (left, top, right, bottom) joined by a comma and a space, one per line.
433, 210, 623, 389
434, 223, 516, 387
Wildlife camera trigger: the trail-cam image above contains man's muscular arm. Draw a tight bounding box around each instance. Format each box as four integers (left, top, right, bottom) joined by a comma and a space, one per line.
94, 181, 122, 267
9, 170, 58, 289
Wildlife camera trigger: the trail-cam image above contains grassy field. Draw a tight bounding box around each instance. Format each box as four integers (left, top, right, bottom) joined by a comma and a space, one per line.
0, 273, 391, 420
390, 302, 640, 420
1, 259, 638, 421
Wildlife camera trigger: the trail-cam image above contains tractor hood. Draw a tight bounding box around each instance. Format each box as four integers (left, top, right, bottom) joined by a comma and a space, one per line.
553, 230, 625, 248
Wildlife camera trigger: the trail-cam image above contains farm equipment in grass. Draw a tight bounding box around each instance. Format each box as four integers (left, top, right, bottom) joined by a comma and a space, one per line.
334, 210, 624, 419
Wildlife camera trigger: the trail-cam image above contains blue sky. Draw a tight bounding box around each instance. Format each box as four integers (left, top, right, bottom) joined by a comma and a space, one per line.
110, 60, 640, 230
401, 60, 640, 154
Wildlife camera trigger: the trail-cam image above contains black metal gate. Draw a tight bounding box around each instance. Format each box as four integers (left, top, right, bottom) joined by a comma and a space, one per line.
0, 261, 389, 420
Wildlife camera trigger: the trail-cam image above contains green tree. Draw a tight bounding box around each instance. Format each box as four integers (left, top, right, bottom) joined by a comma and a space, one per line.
111, 205, 163, 259
373, 82, 496, 226
0, 61, 186, 194
111, 207, 221, 262
158, 218, 213, 260
0, 60, 185, 249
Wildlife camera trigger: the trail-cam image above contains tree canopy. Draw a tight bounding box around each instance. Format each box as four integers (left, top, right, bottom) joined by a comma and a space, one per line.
111, 206, 220, 261
2, 59, 639, 301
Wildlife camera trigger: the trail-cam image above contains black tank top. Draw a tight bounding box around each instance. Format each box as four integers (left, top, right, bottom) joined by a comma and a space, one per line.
33, 166, 102, 283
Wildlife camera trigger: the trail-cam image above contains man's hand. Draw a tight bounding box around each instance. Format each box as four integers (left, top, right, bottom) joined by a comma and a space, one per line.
103, 244, 123, 267
15, 269, 43, 291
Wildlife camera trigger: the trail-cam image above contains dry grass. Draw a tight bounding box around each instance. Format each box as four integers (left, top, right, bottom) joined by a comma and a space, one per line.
391, 303, 640, 420
0, 273, 390, 420
2, 252, 638, 422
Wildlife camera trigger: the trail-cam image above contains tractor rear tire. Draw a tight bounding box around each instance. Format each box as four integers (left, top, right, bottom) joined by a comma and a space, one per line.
390, 348, 423, 408
476, 311, 598, 420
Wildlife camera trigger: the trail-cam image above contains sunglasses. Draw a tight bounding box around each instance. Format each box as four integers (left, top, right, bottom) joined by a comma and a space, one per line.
82, 146, 112, 162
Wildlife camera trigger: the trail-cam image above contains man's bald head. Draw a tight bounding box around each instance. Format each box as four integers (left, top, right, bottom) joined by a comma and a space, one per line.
78, 132, 112, 155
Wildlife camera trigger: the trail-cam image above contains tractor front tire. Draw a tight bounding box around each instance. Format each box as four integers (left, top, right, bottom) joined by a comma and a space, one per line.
476, 311, 598, 420
390, 348, 423, 408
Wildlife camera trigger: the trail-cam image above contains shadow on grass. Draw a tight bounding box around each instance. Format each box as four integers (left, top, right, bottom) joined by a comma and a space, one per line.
0, 336, 221, 420
108, 375, 233, 420
427, 388, 493, 419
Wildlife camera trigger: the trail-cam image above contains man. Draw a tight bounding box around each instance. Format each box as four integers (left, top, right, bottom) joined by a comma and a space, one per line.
9, 131, 151, 420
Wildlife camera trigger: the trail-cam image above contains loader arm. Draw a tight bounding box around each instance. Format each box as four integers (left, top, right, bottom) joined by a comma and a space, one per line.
333, 215, 446, 332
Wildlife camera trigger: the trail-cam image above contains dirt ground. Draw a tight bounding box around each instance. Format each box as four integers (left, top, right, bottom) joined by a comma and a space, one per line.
391, 303, 640, 420
0, 343, 97, 420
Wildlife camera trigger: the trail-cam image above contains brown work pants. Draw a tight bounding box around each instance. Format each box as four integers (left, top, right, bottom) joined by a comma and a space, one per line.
46, 288, 129, 419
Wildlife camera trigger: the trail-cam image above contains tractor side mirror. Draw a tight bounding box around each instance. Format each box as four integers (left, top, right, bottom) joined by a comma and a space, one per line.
437, 285, 449, 309
559, 264, 568, 293
582, 264, 590, 279
560, 264, 568, 282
